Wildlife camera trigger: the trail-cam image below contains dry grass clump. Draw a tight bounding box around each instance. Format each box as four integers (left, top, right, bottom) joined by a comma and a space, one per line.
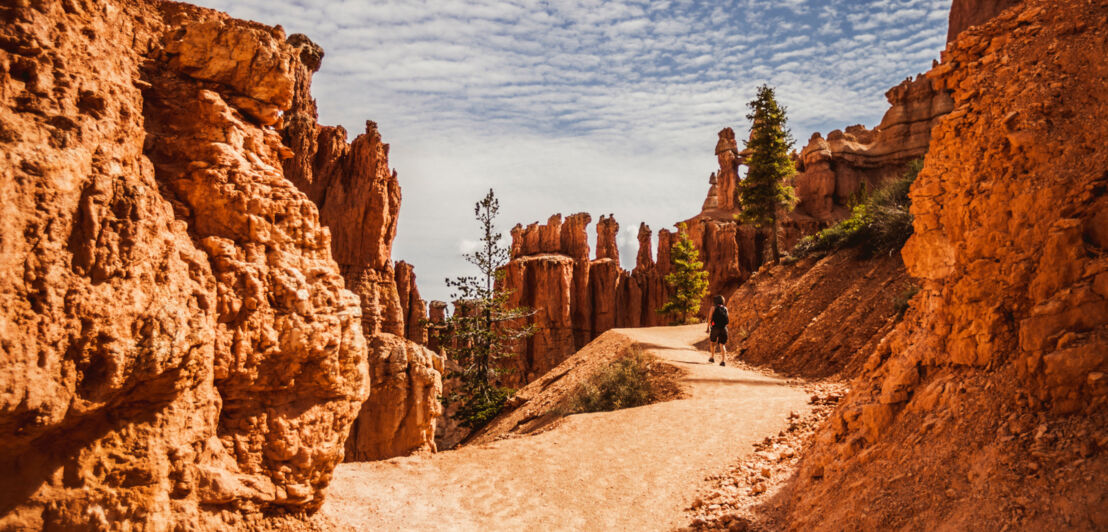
565, 348, 683, 414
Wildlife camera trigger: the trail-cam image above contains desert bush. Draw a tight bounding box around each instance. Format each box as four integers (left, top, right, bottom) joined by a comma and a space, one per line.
893, 283, 921, 318
566, 348, 658, 414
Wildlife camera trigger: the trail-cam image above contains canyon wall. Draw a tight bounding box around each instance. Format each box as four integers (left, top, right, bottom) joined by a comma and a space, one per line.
790, 74, 953, 221
0, 1, 370, 528
279, 41, 441, 460
685, 76, 950, 308
724, 250, 911, 380
779, 1, 1108, 528
0, 0, 440, 528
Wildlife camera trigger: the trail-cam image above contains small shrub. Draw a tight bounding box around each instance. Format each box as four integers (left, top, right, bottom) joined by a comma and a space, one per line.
454, 386, 515, 429
789, 158, 923, 260
566, 348, 658, 414
893, 283, 921, 318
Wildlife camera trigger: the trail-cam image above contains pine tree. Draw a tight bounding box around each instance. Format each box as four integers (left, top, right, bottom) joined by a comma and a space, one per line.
660, 223, 710, 324
739, 84, 797, 263
442, 189, 533, 429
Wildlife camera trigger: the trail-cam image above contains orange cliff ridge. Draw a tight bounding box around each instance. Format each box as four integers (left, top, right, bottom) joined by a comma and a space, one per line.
0, 1, 440, 529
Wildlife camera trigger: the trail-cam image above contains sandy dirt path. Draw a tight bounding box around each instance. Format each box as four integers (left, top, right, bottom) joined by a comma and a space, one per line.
319, 325, 811, 531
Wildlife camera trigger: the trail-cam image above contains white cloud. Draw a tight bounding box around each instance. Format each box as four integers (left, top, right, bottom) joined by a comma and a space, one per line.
191, 0, 952, 303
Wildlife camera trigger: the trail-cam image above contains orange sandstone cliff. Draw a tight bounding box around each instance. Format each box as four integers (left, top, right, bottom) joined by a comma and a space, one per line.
774, 0, 1108, 528
0, 0, 435, 528
279, 46, 442, 460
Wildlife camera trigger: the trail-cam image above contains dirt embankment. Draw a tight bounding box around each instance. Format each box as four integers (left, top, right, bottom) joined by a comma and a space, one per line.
724, 249, 913, 380
470, 329, 685, 445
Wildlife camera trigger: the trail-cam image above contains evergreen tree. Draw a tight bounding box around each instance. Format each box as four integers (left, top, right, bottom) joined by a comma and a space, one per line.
660, 223, 710, 324
739, 84, 797, 263
442, 189, 533, 429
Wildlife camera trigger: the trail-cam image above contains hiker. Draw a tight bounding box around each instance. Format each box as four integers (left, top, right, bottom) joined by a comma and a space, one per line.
707, 295, 729, 366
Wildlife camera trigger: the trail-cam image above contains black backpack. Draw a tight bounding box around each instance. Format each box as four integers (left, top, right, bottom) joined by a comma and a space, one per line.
712, 304, 729, 327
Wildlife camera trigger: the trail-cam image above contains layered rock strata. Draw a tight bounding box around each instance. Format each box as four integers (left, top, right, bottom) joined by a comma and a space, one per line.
0, 1, 371, 528
780, 1, 1108, 528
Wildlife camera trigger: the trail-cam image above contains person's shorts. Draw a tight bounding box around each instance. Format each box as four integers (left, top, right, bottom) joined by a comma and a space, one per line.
709, 326, 728, 344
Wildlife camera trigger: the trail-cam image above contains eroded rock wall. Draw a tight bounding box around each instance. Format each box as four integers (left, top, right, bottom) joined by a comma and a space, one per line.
279, 39, 441, 460
395, 261, 429, 345
345, 334, 442, 461
948, 0, 1024, 41
500, 215, 680, 384
780, 1, 1108, 528
0, 1, 369, 528
725, 250, 911, 379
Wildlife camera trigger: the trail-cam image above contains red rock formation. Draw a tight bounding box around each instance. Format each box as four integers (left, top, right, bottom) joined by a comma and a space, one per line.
782, 1, 1108, 527
596, 215, 620, 261
792, 75, 953, 221
713, 128, 742, 211
636, 222, 655, 270
502, 253, 576, 383
345, 334, 442, 461
947, 0, 1023, 41
426, 300, 448, 353
281, 34, 441, 461
395, 261, 429, 345
501, 215, 693, 384
0, 2, 368, 528
725, 250, 911, 379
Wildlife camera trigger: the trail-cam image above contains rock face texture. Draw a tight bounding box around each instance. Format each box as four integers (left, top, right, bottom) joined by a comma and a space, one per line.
394, 261, 429, 345
948, 0, 1024, 41
0, 1, 372, 528
779, 1, 1108, 528
344, 334, 442, 461
279, 42, 441, 461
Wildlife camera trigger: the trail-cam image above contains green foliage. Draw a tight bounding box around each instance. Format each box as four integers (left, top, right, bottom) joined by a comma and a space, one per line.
791, 158, 923, 259
441, 189, 534, 430
893, 283, 920, 318
660, 223, 710, 324
566, 348, 658, 414
452, 385, 516, 429
739, 84, 797, 263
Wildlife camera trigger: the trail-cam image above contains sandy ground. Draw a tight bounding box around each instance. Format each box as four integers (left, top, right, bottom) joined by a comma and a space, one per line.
318, 325, 811, 531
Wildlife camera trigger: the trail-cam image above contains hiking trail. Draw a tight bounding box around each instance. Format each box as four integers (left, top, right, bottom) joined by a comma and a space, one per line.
319, 324, 811, 531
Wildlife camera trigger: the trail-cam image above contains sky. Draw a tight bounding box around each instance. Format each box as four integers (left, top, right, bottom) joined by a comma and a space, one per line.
193, 0, 952, 304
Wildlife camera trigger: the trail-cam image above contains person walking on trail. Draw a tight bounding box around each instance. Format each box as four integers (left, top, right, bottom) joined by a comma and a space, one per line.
707, 295, 729, 366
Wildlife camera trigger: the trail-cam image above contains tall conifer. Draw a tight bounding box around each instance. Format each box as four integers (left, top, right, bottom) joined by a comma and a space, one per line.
442, 189, 533, 429
739, 84, 797, 263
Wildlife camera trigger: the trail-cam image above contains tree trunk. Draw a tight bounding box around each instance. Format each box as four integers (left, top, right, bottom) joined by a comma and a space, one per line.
771, 214, 780, 264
